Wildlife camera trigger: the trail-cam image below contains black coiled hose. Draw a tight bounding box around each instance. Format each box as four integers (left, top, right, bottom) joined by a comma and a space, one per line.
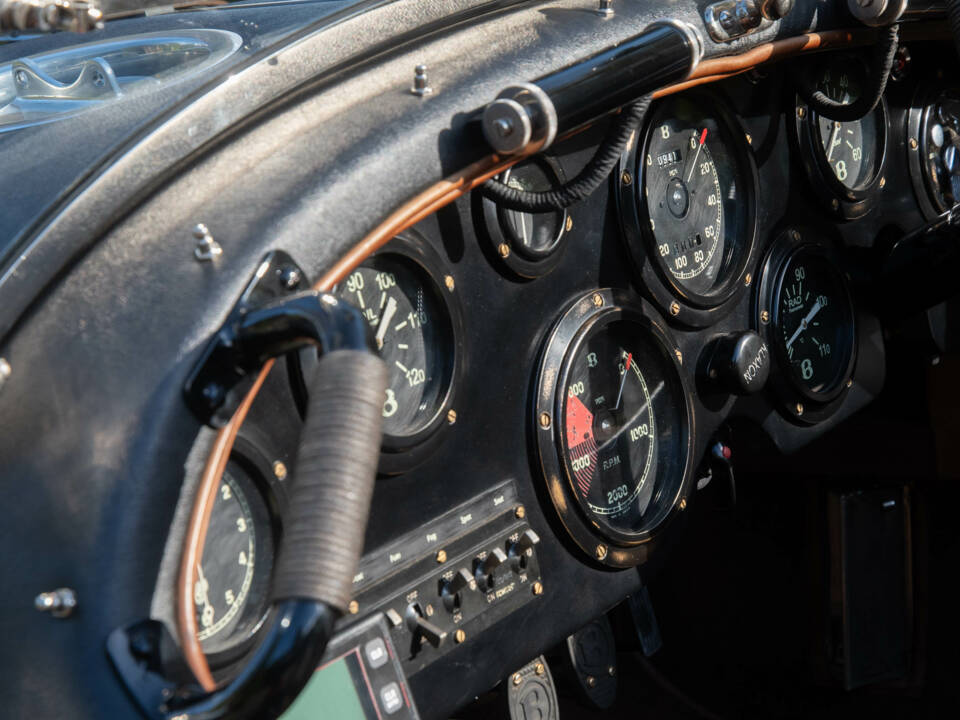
479, 94, 653, 213
793, 24, 899, 122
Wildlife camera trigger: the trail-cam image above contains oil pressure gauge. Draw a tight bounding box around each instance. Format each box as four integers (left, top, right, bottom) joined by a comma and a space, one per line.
757, 230, 857, 423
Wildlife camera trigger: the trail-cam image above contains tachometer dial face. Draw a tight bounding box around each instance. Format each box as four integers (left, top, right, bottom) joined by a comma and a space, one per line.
195, 462, 274, 656
812, 67, 882, 191
340, 255, 454, 439
772, 247, 855, 398
641, 96, 751, 301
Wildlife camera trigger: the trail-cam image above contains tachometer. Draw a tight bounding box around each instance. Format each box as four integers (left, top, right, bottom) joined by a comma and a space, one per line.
535, 289, 694, 567
907, 83, 960, 219
619, 92, 757, 327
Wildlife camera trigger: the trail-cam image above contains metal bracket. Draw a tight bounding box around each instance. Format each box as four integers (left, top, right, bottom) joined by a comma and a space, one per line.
12, 56, 121, 102
183, 250, 309, 427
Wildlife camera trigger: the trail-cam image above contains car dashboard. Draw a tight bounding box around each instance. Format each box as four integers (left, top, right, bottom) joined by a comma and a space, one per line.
0, 0, 957, 718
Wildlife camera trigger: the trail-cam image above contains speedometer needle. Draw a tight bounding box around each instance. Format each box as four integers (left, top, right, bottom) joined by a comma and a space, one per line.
827, 121, 841, 162
785, 299, 822, 349
614, 353, 632, 411
686, 128, 708, 183
375, 296, 398, 349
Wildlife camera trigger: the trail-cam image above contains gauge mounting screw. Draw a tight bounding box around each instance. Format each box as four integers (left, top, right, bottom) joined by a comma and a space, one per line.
621, 170, 632, 186
796, 107, 806, 119
592, 293, 604, 307
744, 273, 752, 287
879, 176, 886, 189
675, 348, 683, 365
679, 497, 687, 511
34, 588, 77, 619
831, 198, 840, 211
272, 461, 288, 481
586, 675, 597, 688
515, 505, 527, 519
193, 223, 222, 262
512, 673, 523, 686
447, 409, 457, 425
535, 662, 545, 676
436, 550, 447, 564
847, 378, 853, 388
498, 243, 511, 258
348, 600, 359, 615
532, 581, 544, 595
595, 544, 608, 561
795, 402, 804, 416
608, 665, 616, 676
455, 629, 467, 644
669, 301, 680, 316
538, 412, 551, 429
411, 64, 433, 97
444, 275, 455, 291
790, 229, 801, 242
909, 137, 918, 150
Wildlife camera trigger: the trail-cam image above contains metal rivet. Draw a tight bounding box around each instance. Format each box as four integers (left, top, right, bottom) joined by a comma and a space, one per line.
532, 581, 544, 595
595, 544, 608, 560
411, 64, 432, 97
675, 348, 683, 365
621, 170, 632, 186
669, 301, 680, 316
586, 675, 597, 688
796, 107, 806, 119
744, 272, 752, 286
592, 293, 604, 307
597, 0, 614, 16
795, 402, 804, 416
565, 215, 573, 232
761, 309, 770, 324
447, 409, 457, 425
348, 600, 359, 615
679, 497, 687, 511
444, 275, 455, 291
193, 223, 222, 262
515, 505, 527, 519
608, 665, 616, 676
539, 412, 551, 429
35, 588, 77, 618
455, 629, 466, 643
436, 550, 447, 564
909, 137, 918, 150
512, 673, 523, 686
272, 461, 288, 481
498, 243, 511, 258
535, 662, 545, 676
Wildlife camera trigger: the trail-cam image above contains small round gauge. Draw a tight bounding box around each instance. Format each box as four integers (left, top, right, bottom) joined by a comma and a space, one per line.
623, 92, 757, 325
908, 84, 960, 218
339, 255, 454, 438
535, 289, 694, 566
794, 55, 887, 218
195, 460, 274, 657
768, 243, 856, 402
479, 157, 569, 279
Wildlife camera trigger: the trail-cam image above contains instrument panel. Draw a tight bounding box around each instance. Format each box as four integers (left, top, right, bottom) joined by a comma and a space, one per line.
183, 42, 911, 710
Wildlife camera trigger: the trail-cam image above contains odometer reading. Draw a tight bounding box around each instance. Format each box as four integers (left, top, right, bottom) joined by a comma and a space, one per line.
773, 247, 855, 396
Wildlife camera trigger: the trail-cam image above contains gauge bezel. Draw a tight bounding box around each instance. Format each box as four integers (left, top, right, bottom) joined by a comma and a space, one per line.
477, 155, 569, 279
907, 81, 959, 221
792, 60, 888, 220
291, 231, 463, 474
755, 229, 857, 424
534, 288, 695, 568
617, 90, 760, 328
199, 439, 280, 668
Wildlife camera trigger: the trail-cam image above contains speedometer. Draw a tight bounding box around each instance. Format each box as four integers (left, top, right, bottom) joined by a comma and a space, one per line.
535, 289, 694, 567
619, 92, 757, 327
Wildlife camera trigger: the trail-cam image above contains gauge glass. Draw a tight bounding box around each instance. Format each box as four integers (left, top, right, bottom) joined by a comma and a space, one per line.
496, 162, 566, 260
920, 87, 960, 211
340, 256, 453, 438
773, 247, 855, 396
559, 317, 687, 539
812, 66, 882, 190
195, 462, 273, 656
642, 96, 751, 300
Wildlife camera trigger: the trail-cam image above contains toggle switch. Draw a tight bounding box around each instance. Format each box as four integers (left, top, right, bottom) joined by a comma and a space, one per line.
405, 603, 446, 648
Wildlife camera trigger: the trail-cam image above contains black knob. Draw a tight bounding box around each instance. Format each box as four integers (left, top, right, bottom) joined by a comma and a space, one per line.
508, 529, 541, 569
405, 603, 447, 648
703, 331, 770, 396
475, 547, 508, 589
441, 568, 475, 612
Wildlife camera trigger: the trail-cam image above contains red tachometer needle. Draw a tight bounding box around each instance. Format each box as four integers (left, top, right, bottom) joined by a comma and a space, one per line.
614, 352, 632, 411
